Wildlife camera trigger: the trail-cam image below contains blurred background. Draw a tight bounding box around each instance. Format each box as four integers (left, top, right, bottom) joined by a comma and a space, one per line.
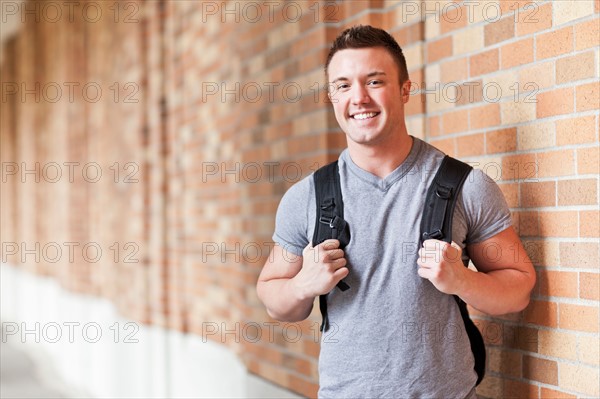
0, 0, 598, 398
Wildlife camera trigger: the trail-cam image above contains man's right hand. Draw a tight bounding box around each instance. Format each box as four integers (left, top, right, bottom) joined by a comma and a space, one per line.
292, 239, 349, 300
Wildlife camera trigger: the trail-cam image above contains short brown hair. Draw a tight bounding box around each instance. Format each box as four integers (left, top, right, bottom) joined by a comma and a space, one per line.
325, 25, 409, 84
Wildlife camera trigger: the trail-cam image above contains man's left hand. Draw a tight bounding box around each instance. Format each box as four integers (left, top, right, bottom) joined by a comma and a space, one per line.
417, 239, 467, 295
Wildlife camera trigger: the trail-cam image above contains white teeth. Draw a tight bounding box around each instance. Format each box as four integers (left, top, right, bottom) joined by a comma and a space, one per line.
352, 112, 377, 120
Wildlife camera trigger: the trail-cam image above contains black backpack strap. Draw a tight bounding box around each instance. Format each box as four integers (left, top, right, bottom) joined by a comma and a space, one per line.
419, 155, 485, 385
312, 161, 350, 332
420, 156, 472, 245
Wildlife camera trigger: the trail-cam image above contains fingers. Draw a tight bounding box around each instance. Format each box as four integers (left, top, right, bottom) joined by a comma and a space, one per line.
419, 239, 462, 264
333, 266, 349, 281
320, 239, 340, 250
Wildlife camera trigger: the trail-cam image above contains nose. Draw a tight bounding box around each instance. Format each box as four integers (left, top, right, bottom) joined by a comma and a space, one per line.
350, 84, 370, 105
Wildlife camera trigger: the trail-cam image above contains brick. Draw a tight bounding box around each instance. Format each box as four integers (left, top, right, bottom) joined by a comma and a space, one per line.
524, 300, 558, 327
440, 57, 468, 84
538, 211, 578, 237
580, 272, 600, 300
289, 375, 318, 398
575, 18, 600, 50
553, 0, 595, 26
470, 103, 500, 130
580, 210, 600, 238
523, 240, 560, 267
501, 153, 537, 181
504, 325, 539, 353
558, 178, 598, 206
487, 347, 522, 378
501, 38, 534, 69
578, 334, 600, 366
537, 150, 575, 178
560, 361, 600, 397
560, 242, 599, 269
426, 86, 456, 113
464, 0, 500, 24
540, 387, 576, 399
498, 0, 535, 14
503, 379, 540, 399
453, 25, 484, 56
576, 82, 600, 112
425, 64, 440, 91
559, 303, 600, 332
408, 117, 425, 140
516, 2, 553, 36
521, 182, 556, 208
405, 92, 425, 116
523, 355, 558, 385
430, 137, 455, 156
427, 36, 452, 63
577, 146, 600, 175
404, 43, 423, 70
498, 183, 519, 208
556, 115, 596, 146
538, 270, 578, 298
409, 68, 425, 90
536, 27, 574, 60
424, 14, 440, 41
501, 101, 537, 126
441, 108, 469, 134
514, 210, 538, 236
456, 81, 483, 106
556, 51, 597, 84
440, 4, 468, 34
536, 87, 574, 119
486, 128, 517, 154
538, 329, 578, 361
476, 375, 502, 399
483, 69, 518, 101
519, 61, 555, 90
485, 16, 515, 46
517, 122, 555, 151
428, 115, 441, 137
455, 133, 484, 157
470, 49, 499, 77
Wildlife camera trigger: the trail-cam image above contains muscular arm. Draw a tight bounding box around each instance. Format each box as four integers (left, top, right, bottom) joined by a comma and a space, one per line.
256, 244, 314, 322
459, 227, 536, 315
418, 227, 536, 316
257, 240, 349, 322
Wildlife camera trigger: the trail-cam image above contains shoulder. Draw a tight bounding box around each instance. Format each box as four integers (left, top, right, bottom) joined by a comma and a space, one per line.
459, 168, 512, 244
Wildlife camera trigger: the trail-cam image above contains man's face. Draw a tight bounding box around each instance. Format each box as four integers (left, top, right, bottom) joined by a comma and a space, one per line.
327, 47, 411, 147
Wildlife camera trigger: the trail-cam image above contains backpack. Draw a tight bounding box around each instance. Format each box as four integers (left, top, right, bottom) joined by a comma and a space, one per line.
311, 155, 486, 386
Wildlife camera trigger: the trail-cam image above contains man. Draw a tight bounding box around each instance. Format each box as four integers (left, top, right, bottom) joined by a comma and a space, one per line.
257, 25, 535, 398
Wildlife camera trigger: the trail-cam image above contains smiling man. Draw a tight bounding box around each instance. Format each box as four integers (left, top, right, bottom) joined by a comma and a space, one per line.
257, 25, 535, 398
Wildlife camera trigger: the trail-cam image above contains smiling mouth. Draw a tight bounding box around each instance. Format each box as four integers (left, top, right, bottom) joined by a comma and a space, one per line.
351, 112, 380, 120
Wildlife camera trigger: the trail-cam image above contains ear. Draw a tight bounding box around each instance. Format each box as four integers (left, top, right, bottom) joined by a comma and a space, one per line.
401, 80, 412, 101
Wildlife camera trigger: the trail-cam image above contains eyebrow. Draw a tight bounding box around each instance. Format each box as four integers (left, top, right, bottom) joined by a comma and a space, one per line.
331, 71, 387, 84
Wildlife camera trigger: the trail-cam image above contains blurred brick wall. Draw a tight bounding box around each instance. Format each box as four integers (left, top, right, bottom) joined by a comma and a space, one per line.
1, 1, 598, 398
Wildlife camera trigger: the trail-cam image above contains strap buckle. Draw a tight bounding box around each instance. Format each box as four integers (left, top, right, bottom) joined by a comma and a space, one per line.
319, 215, 336, 228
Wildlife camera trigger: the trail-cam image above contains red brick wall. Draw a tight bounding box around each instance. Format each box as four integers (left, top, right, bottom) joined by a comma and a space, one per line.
1, 1, 598, 397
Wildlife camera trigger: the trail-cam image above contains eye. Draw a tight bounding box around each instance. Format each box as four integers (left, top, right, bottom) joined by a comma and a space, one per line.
336, 83, 350, 90
368, 80, 383, 86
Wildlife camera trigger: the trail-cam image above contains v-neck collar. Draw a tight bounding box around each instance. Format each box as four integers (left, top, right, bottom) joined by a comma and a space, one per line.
340, 136, 423, 192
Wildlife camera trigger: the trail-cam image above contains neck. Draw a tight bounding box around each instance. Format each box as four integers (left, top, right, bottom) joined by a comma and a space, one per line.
347, 133, 414, 179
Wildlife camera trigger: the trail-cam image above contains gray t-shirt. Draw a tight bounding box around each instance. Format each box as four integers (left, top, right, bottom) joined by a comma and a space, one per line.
272, 137, 512, 398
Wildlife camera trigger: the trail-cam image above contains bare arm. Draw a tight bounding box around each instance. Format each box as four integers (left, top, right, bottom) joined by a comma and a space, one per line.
417, 227, 536, 316
256, 240, 348, 322
460, 227, 536, 315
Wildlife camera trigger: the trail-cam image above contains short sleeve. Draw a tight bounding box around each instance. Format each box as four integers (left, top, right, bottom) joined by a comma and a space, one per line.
461, 168, 513, 244
272, 176, 313, 256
